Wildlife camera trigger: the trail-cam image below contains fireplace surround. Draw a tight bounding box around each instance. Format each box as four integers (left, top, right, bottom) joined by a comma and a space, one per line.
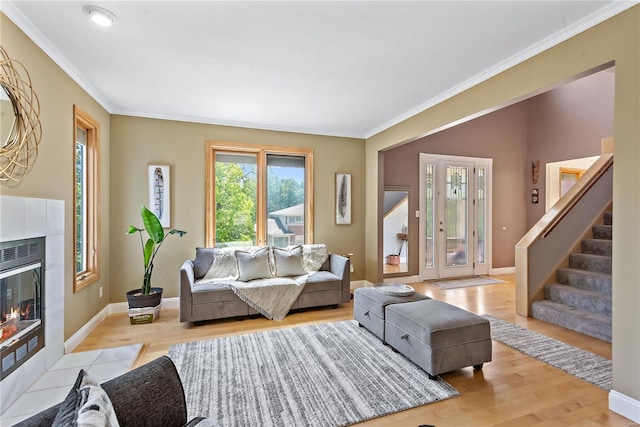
0, 196, 64, 414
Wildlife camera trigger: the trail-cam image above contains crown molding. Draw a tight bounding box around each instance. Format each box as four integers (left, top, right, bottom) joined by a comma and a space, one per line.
2, 1, 114, 113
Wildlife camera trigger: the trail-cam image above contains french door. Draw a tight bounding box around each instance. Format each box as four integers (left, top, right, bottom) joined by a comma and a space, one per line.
419, 154, 492, 280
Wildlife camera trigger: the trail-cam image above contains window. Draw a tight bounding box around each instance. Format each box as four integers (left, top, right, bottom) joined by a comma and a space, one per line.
74, 106, 100, 291
205, 142, 313, 248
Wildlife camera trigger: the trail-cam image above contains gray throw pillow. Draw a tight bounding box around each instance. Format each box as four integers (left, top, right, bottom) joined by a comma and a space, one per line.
273, 246, 307, 277
236, 247, 273, 281
53, 369, 119, 427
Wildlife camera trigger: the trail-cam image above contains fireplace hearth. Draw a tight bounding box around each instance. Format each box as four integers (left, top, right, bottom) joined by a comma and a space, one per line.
0, 237, 44, 380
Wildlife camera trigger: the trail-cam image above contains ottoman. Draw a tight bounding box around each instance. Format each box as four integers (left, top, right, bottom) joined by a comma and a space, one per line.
385, 299, 492, 379
353, 287, 430, 342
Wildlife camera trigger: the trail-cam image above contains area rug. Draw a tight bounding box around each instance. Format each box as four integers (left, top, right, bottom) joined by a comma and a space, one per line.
428, 276, 506, 290
168, 320, 459, 427
483, 314, 612, 390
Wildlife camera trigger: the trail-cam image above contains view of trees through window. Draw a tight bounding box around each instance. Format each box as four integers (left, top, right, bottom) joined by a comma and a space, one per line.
214, 151, 306, 247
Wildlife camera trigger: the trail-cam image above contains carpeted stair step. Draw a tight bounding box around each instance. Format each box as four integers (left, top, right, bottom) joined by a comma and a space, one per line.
581, 239, 612, 256
592, 224, 612, 240
604, 211, 612, 226
544, 283, 611, 316
569, 253, 611, 274
556, 268, 612, 293
531, 300, 611, 342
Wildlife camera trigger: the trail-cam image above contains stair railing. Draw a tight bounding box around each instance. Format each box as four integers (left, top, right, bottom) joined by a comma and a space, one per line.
515, 153, 613, 316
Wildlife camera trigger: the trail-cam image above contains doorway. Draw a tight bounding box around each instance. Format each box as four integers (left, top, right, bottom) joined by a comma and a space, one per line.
419, 154, 492, 280
382, 186, 411, 276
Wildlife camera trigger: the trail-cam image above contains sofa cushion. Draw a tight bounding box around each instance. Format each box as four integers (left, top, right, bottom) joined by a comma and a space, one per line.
300, 244, 329, 272
193, 247, 216, 279
273, 246, 307, 277
53, 369, 119, 427
236, 247, 273, 281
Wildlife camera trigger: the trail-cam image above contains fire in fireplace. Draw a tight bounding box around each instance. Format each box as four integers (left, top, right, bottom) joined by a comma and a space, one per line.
0, 237, 44, 380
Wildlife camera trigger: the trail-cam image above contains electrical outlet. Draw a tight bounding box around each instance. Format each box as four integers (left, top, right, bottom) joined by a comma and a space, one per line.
6, 288, 12, 300
350, 264, 355, 273
99, 286, 103, 299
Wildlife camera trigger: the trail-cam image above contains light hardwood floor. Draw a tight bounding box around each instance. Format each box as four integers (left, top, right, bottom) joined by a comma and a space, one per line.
75, 274, 631, 426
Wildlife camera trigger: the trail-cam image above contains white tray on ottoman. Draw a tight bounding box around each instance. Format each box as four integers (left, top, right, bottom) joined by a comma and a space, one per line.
353, 287, 430, 342
385, 299, 492, 379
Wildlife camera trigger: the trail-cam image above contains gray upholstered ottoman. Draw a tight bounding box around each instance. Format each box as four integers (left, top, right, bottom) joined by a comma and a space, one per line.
385, 299, 492, 379
353, 287, 430, 342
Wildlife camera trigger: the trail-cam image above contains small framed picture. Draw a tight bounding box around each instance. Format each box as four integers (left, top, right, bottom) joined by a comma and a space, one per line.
336, 173, 352, 225
148, 164, 171, 227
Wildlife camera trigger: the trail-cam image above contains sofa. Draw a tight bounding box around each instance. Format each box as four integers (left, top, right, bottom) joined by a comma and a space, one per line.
179, 244, 350, 324
14, 356, 210, 427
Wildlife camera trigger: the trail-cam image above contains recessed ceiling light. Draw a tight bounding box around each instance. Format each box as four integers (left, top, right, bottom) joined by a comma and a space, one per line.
82, 5, 116, 27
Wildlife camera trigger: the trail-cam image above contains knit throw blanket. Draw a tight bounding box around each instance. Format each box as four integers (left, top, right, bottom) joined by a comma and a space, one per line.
195, 245, 329, 321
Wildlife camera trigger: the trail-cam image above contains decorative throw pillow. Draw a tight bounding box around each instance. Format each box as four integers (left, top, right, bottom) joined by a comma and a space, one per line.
300, 244, 329, 272
201, 247, 240, 280
273, 246, 307, 277
235, 247, 273, 281
53, 369, 119, 427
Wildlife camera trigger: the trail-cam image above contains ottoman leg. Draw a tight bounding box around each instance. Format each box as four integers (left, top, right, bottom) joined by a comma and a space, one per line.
428, 373, 439, 381
473, 363, 484, 371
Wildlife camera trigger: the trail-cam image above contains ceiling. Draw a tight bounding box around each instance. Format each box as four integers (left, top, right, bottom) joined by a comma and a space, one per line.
3, 1, 635, 138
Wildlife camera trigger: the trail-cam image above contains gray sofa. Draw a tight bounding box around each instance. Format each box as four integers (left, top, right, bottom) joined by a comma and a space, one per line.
14, 356, 207, 427
179, 245, 350, 324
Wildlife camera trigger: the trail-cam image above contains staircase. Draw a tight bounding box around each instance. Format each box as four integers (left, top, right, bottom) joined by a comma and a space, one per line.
531, 211, 612, 342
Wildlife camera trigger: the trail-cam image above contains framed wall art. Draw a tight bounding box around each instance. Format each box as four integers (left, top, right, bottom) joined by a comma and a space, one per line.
335, 173, 352, 225
148, 164, 171, 228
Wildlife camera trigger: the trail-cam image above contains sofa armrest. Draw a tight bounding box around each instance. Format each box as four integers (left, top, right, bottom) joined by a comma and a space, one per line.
329, 253, 351, 303
14, 356, 187, 427
179, 260, 195, 322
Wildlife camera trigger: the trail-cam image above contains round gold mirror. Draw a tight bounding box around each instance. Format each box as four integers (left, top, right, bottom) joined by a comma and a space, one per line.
0, 46, 42, 182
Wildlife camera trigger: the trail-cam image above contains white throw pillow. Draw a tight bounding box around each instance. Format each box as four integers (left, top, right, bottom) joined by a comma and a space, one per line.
53, 369, 119, 427
236, 247, 273, 281
273, 246, 307, 277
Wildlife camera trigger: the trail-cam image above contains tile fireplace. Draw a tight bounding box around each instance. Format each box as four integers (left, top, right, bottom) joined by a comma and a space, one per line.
0, 196, 64, 414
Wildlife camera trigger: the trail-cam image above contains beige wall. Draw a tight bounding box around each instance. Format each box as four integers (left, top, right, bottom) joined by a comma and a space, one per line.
109, 115, 365, 300
367, 6, 640, 404
0, 15, 111, 340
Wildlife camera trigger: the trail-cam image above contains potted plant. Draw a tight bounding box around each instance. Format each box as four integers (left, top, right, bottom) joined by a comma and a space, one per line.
125, 205, 187, 310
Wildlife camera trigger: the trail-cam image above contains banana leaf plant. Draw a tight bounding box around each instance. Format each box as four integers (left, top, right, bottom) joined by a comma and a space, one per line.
126, 205, 187, 295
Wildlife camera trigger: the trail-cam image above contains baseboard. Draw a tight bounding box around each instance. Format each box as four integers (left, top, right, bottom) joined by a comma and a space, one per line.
63, 297, 181, 353
64, 304, 111, 354
490, 266, 515, 275
609, 390, 640, 424
108, 296, 180, 314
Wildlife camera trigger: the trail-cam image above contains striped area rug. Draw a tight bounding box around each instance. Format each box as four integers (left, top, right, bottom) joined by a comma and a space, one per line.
168, 320, 459, 427
483, 314, 612, 390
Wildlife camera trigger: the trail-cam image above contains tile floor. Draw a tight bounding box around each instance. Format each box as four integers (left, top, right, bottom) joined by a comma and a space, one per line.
0, 344, 142, 426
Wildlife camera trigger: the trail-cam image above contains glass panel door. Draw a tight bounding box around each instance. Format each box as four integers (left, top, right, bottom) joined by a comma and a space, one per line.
437, 160, 474, 278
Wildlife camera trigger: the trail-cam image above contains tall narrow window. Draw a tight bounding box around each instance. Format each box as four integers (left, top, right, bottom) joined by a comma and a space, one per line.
74, 106, 100, 291
424, 163, 435, 269
206, 142, 313, 248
